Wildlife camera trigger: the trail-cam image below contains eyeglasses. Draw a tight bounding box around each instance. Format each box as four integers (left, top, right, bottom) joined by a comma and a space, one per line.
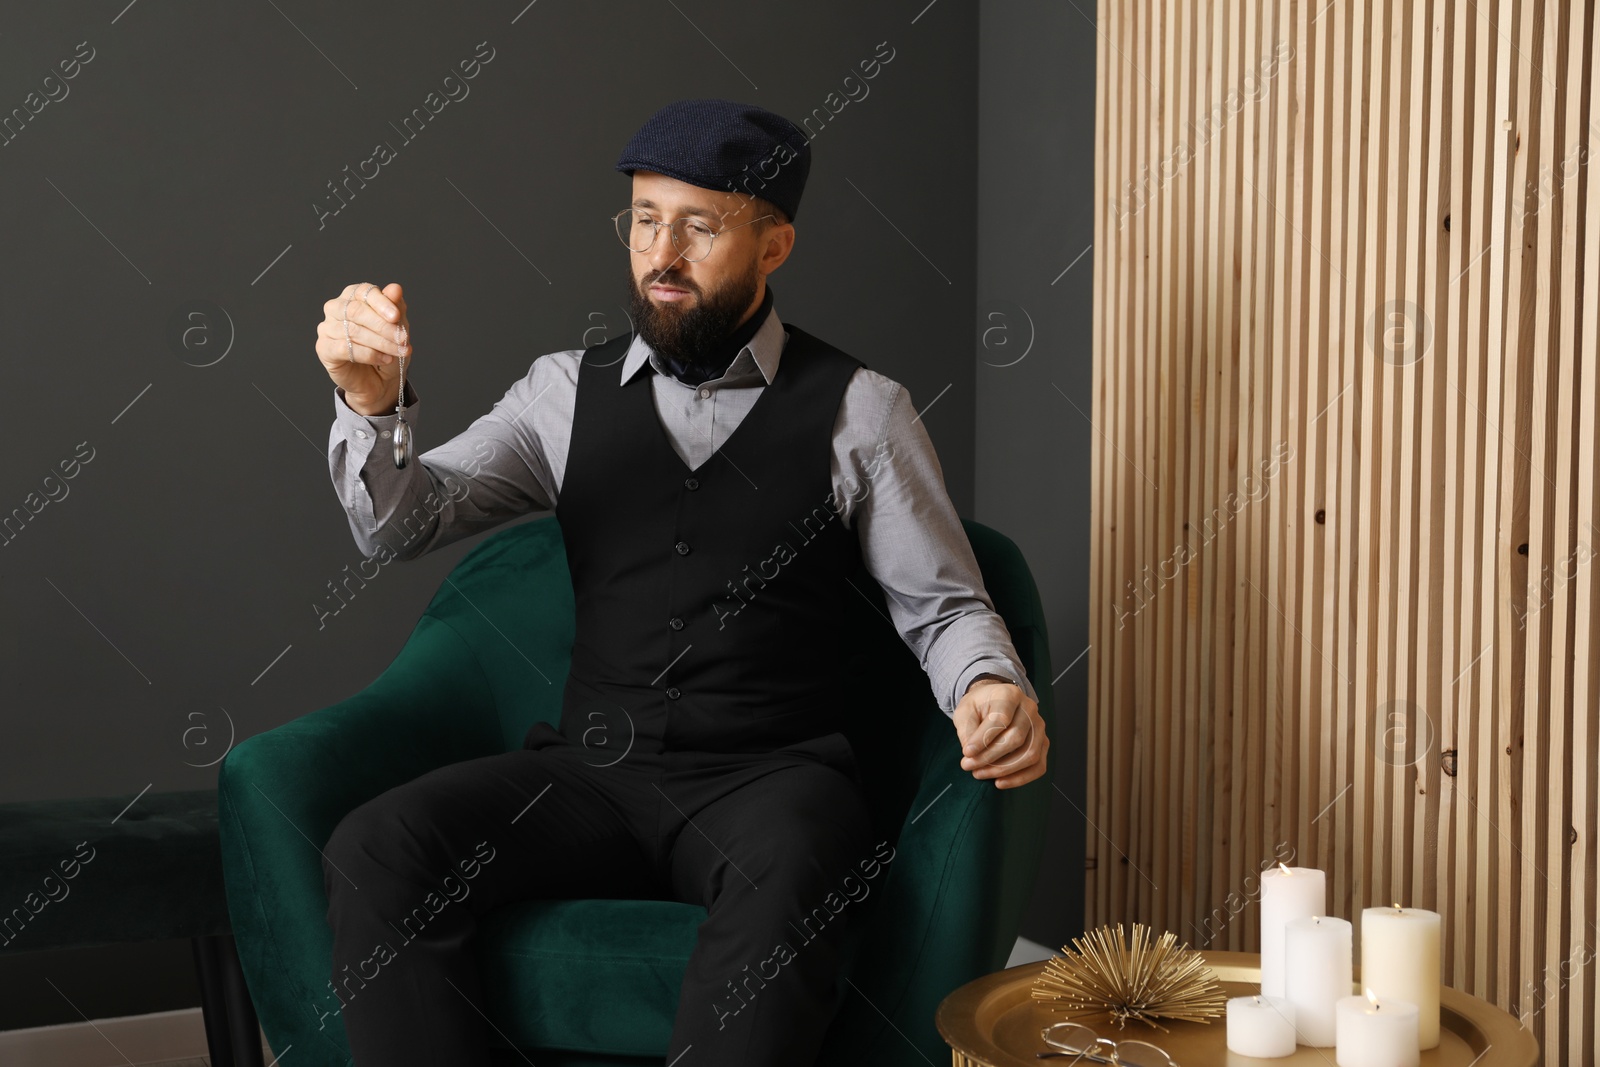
1036, 1022, 1178, 1066
612, 208, 775, 262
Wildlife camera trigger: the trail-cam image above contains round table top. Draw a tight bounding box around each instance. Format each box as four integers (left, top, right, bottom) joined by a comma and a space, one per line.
935, 951, 1539, 1067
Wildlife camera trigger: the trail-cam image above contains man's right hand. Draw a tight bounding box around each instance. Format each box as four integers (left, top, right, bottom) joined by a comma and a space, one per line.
316, 282, 412, 415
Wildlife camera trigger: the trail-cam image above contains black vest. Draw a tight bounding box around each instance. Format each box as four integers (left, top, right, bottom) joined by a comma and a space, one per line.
546, 323, 866, 758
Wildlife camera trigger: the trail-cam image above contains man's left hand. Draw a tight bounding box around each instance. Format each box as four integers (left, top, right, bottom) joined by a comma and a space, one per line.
951, 675, 1049, 789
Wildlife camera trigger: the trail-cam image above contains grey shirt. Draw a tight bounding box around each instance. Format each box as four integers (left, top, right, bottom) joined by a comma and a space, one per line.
327, 299, 1038, 718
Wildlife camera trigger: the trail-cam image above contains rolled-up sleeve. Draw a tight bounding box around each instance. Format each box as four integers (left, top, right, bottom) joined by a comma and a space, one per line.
849, 380, 1041, 717
326, 359, 559, 561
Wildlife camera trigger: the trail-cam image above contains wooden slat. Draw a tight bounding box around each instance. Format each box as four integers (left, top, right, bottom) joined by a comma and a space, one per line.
1568, 5, 1600, 1058
1462, 0, 1495, 1002
1287, 0, 1320, 885
1139, 0, 1164, 927
1331, 0, 1366, 927
1198, 0, 1227, 937
1243, 0, 1269, 923
1438, 0, 1471, 994
1172, 0, 1200, 943
1264, 0, 1297, 899
1569, 12, 1600, 1053
1312, 0, 1350, 902
1411, 0, 1448, 922
1086, 1, 1599, 1060
1522, 2, 1569, 1054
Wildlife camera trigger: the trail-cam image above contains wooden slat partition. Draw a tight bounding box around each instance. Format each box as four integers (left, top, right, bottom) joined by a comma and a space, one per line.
1087, 1, 1599, 1062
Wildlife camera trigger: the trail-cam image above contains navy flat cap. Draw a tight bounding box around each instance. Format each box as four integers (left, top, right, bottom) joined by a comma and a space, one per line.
615, 98, 812, 222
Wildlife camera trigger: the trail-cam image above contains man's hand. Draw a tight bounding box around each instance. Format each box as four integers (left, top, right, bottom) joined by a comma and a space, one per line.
316, 282, 412, 414
951, 675, 1049, 789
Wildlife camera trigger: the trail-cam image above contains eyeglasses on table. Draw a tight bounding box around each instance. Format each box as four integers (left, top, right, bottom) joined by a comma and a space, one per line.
1036, 1021, 1179, 1066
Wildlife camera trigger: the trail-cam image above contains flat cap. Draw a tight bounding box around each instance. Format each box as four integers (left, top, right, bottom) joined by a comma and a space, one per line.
615, 98, 811, 222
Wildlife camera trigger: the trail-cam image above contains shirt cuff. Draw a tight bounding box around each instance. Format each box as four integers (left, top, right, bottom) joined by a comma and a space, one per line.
951, 658, 1040, 715
331, 383, 421, 553
334, 382, 416, 434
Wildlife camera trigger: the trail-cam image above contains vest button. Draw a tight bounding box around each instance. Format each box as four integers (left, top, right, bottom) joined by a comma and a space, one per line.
669, 617, 684, 630
666, 686, 682, 699
684, 477, 700, 490
675, 540, 690, 555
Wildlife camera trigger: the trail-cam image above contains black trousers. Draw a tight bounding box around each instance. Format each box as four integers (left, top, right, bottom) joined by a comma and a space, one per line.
318, 727, 881, 1066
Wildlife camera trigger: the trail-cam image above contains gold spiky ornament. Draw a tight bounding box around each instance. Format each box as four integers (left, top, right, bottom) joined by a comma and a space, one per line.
1031, 922, 1227, 1031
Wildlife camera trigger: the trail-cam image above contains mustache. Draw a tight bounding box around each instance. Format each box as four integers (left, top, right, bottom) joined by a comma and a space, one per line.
646, 273, 695, 291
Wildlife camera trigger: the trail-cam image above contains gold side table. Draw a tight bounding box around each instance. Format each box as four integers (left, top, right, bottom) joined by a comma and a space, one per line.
936, 951, 1539, 1066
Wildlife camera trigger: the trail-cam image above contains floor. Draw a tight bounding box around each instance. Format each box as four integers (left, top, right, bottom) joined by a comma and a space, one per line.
15, 940, 1062, 1062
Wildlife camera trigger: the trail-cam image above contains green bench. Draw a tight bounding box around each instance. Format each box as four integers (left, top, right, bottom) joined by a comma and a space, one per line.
0, 788, 266, 1067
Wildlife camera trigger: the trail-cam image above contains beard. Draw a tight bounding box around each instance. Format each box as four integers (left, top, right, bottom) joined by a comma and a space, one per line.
625, 255, 762, 376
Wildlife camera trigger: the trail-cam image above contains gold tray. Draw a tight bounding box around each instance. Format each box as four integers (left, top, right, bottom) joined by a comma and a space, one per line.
936, 951, 1538, 1067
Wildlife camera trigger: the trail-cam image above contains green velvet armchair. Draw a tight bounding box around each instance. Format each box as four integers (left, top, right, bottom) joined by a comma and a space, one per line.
219, 515, 1053, 1065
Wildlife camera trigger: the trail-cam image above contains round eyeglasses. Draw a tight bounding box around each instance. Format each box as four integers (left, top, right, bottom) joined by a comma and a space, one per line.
612, 208, 775, 262
1037, 1022, 1178, 1066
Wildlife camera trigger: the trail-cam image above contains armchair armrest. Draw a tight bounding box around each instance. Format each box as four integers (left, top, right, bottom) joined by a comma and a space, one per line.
218, 611, 501, 1064
222, 612, 502, 825
822, 616, 1055, 1065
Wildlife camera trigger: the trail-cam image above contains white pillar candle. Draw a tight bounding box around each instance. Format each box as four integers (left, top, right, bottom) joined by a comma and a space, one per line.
1284, 915, 1353, 1046
1335, 990, 1419, 1067
1360, 905, 1442, 1049
1259, 865, 1326, 996
1227, 995, 1298, 1057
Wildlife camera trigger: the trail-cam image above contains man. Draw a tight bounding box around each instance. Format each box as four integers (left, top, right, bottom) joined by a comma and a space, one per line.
312, 98, 1048, 1065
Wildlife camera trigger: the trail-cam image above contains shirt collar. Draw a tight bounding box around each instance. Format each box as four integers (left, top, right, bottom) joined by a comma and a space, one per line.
619, 298, 785, 387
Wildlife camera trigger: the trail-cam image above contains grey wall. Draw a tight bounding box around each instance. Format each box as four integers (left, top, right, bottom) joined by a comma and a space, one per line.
977, 1, 1095, 953
0, 0, 1087, 1032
